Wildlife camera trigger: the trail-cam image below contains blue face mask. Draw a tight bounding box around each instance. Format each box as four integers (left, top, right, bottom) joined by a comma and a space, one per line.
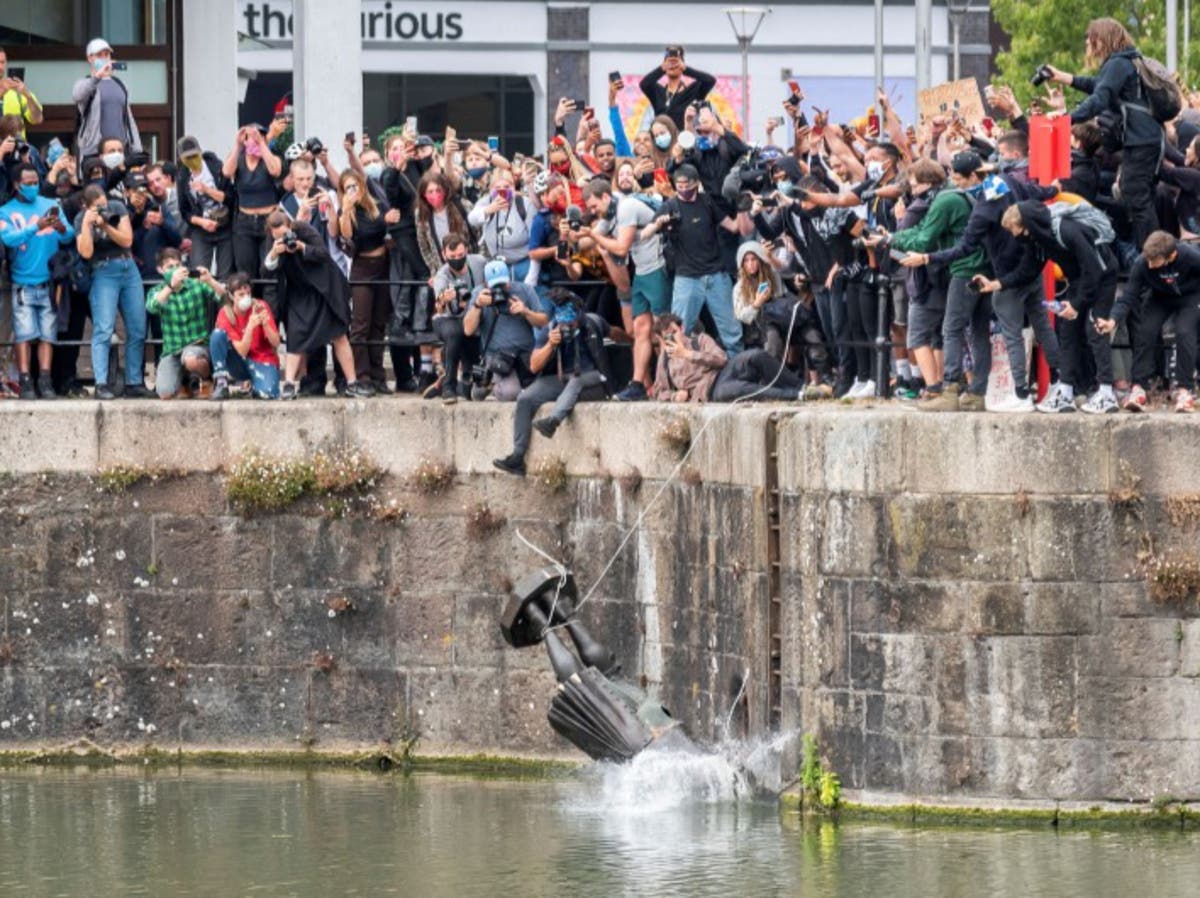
696, 135, 714, 152
965, 183, 985, 199
18, 184, 39, 202
777, 180, 795, 197
466, 166, 488, 180
654, 133, 672, 150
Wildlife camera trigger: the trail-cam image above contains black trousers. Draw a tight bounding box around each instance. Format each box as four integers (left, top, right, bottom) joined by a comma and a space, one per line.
1120, 144, 1161, 251
232, 211, 270, 281
52, 285, 91, 391
433, 316, 479, 394
846, 277, 885, 380
1133, 295, 1200, 391
1058, 276, 1116, 390
710, 349, 803, 401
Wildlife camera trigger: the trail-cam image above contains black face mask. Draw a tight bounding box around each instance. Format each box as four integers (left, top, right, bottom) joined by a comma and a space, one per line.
413, 156, 434, 175
447, 256, 467, 272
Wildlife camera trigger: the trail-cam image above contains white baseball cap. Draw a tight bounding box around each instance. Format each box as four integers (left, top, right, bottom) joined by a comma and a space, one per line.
86, 38, 113, 57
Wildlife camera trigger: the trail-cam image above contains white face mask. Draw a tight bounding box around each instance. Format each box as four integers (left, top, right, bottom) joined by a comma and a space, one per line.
102, 151, 124, 170
866, 161, 885, 182
363, 162, 384, 180
236, 295, 253, 313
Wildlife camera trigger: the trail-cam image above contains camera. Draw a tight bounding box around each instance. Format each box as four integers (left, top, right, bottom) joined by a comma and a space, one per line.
490, 283, 510, 311
283, 229, 299, 251
448, 280, 472, 316
1030, 64, 1054, 87
550, 289, 581, 340
188, 267, 204, 279
13, 139, 30, 156
304, 136, 325, 156
98, 209, 122, 227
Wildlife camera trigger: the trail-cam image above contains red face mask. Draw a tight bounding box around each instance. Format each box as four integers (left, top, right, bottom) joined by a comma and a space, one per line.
550, 158, 570, 175
549, 195, 568, 215
426, 188, 446, 209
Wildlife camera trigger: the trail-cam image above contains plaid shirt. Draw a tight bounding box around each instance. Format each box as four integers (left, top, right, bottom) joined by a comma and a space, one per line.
146, 277, 217, 356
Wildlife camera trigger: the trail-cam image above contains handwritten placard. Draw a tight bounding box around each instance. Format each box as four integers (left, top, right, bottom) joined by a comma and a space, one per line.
918, 78, 986, 126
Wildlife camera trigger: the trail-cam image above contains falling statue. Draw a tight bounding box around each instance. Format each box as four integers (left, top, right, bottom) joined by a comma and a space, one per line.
500, 566, 700, 763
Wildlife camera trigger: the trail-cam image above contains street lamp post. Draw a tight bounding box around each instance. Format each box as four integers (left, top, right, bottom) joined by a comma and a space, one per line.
723, 6, 771, 137
947, 0, 970, 81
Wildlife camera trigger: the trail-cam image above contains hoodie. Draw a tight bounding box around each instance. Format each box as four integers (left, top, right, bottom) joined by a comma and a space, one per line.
733, 241, 784, 324
998, 200, 1117, 309
1069, 48, 1164, 149
1111, 241, 1200, 323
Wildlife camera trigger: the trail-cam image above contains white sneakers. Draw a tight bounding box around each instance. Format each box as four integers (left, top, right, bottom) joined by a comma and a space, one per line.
845, 379, 877, 399
1036, 382, 1075, 414
987, 393, 1035, 413
1079, 389, 1119, 415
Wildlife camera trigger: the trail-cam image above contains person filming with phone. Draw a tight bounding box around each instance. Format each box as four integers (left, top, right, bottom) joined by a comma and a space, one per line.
72, 37, 141, 161
0, 47, 44, 137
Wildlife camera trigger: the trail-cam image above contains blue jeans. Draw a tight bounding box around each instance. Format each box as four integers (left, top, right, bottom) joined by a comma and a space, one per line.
209, 328, 281, 398
89, 257, 146, 388
672, 272, 742, 354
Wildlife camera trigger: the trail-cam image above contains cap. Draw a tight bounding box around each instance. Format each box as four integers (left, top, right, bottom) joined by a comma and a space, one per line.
86, 38, 113, 56
415, 135, 435, 148
123, 170, 148, 190
484, 258, 511, 287
177, 135, 202, 159
673, 163, 700, 183
951, 151, 984, 177
664, 45, 685, 59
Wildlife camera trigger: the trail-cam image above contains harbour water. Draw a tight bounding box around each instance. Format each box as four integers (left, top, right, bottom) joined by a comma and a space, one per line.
1, 764, 1197, 897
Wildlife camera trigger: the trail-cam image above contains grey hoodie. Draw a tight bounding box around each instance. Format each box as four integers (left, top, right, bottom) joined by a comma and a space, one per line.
733, 241, 783, 324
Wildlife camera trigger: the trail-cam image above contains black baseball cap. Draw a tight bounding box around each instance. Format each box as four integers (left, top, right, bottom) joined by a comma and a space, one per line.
123, 170, 148, 190
664, 45, 685, 59
673, 163, 699, 183
951, 151, 985, 177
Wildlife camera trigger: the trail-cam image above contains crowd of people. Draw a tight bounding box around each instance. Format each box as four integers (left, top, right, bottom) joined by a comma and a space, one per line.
2, 20, 1200, 475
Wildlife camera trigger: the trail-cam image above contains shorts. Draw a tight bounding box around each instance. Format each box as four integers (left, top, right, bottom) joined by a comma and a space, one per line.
12, 284, 57, 344
626, 267, 672, 318
907, 289, 947, 351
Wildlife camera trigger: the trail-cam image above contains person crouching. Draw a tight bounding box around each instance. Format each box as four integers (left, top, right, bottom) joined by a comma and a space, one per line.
144, 247, 224, 398
210, 272, 282, 399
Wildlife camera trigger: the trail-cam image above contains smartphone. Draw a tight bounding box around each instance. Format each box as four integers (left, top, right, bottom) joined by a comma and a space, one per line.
487, 135, 499, 152
888, 249, 910, 263
567, 97, 587, 109
556, 240, 570, 261
188, 267, 203, 278
111, 61, 128, 71
444, 125, 457, 146
584, 107, 596, 121
653, 168, 668, 181
609, 70, 622, 84
8, 66, 25, 80
787, 79, 801, 105
46, 137, 65, 165
867, 113, 881, 134
345, 131, 356, 145
981, 116, 996, 135
761, 196, 778, 208
404, 114, 418, 135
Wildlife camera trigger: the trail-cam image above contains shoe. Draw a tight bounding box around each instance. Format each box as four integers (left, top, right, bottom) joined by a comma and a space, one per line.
1036, 383, 1076, 414
801, 383, 834, 401
299, 380, 326, 397
18, 375, 35, 400
211, 377, 230, 401
65, 381, 88, 399
492, 455, 526, 477
845, 379, 874, 399
394, 378, 420, 394
442, 394, 458, 405
344, 380, 376, 399
987, 393, 1034, 413
280, 381, 298, 400
1080, 390, 1119, 415
533, 417, 559, 439
615, 381, 648, 402
1122, 384, 1148, 413
417, 369, 437, 392
917, 383, 961, 412
372, 378, 395, 395
470, 384, 491, 402
95, 384, 116, 401
124, 384, 153, 399
36, 374, 57, 399
957, 392, 986, 412
1175, 389, 1195, 414
422, 372, 445, 400
893, 383, 920, 401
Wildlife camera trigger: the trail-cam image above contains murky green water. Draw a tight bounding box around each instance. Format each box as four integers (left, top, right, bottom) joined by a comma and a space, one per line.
1, 767, 1197, 897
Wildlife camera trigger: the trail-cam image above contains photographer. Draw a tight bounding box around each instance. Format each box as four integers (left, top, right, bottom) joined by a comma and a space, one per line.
642, 164, 752, 355
0, 164, 75, 399
263, 211, 373, 400
493, 288, 609, 477
583, 177, 669, 401
176, 135, 233, 278
210, 272, 281, 400
75, 182, 150, 399
1040, 18, 1164, 249
144, 248, 224, 399
462, 258, 550, 402
125, 169, 181, 277
639, 45, 716, 130
72, 38, 141, 160
428, 235, 485, 404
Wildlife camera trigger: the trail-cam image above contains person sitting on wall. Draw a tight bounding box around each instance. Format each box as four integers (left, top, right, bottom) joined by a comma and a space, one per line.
144, 247, 225, 399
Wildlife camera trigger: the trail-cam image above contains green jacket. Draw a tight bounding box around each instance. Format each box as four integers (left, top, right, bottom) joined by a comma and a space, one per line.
891, 188, 990, 280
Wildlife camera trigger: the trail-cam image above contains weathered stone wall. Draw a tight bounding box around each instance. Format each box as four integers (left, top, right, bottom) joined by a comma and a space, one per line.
2, 402, 1199, 804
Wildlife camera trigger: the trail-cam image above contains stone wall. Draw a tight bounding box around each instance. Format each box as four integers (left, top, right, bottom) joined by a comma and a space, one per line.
2, 402, 1199, 804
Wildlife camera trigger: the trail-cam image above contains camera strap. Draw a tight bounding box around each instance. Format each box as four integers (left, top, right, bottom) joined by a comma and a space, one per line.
478, 303, 501, 359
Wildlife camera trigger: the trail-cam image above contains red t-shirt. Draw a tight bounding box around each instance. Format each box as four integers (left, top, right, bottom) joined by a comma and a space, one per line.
217, 303, 281, 368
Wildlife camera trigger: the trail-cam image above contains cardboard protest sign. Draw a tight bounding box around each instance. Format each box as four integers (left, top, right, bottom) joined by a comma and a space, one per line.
918, 78, 986, 125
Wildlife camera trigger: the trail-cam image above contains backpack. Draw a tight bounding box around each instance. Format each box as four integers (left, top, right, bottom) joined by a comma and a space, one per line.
1048, 200, 1116, 247
1131, 54, 1183, 123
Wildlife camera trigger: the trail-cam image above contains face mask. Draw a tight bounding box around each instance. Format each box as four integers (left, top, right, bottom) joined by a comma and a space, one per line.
866, 161, 885, 182
102, 152, 124, 170
92, 58, 106, 74
965, 183, 985, 199
654, 133, 672, 150
466, 166, 488, 180
448, 256, 467, 272
236, 295, 254, 313
676, 185, 697, 202
245, 142, 263, 159
696, 136, 714, 152
413, 156, 433, 174
183, 156, 203, 173
550, 159, 570, 175
777, 180, 795, 197
426, 191, 445, 210
549, 196, 568, 215
364, 162, 384, 180
18, 184, 39, 202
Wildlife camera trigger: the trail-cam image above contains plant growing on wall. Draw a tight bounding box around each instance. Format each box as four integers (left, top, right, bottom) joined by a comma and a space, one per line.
800, 734, 842, 813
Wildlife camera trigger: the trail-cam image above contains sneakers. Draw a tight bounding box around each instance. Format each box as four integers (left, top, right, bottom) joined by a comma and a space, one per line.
533, 417, 559, 439
893, 382, 920, 401
36, 374, 57, 399
1175, 389, 1195, 414
95, 384, 116, 401
18, 374, 35, 400
987, 392, 1035, 413
1079, 390, 1119, 415
344, 380, 376, 399
801, 383, 835, 402
124, 384, 153, 399
1036, 383, 1076, 414
957, 392, 986, 412
211, 376, 231, 401
1122, 384, 1148, 413
492, 454, 526, 477
422, 369, 445, 400
371, 378, 395, 395
615, 381, 648, 402
442, 393, 458, 406
280, 381, 299, 400
917, 383, 961, 412
845, 379, 876, 399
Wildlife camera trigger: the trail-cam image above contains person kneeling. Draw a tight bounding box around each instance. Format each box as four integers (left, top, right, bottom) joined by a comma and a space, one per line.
145, 248, 224, 398
493, 289, 610, 476
210, 272, 282, 400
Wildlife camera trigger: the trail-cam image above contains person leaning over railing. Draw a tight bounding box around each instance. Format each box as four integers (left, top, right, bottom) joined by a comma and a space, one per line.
144, 247, 224, 399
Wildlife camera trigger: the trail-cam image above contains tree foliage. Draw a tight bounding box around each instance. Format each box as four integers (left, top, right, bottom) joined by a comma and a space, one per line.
992, 0, 1198, 104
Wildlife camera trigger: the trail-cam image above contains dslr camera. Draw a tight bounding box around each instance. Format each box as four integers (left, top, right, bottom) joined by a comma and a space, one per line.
490, 282, 511, 312
304, 136, 325, 156
283, 229, 299, 251
549, 288, 582, 341
1030, 64, 1054, 87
